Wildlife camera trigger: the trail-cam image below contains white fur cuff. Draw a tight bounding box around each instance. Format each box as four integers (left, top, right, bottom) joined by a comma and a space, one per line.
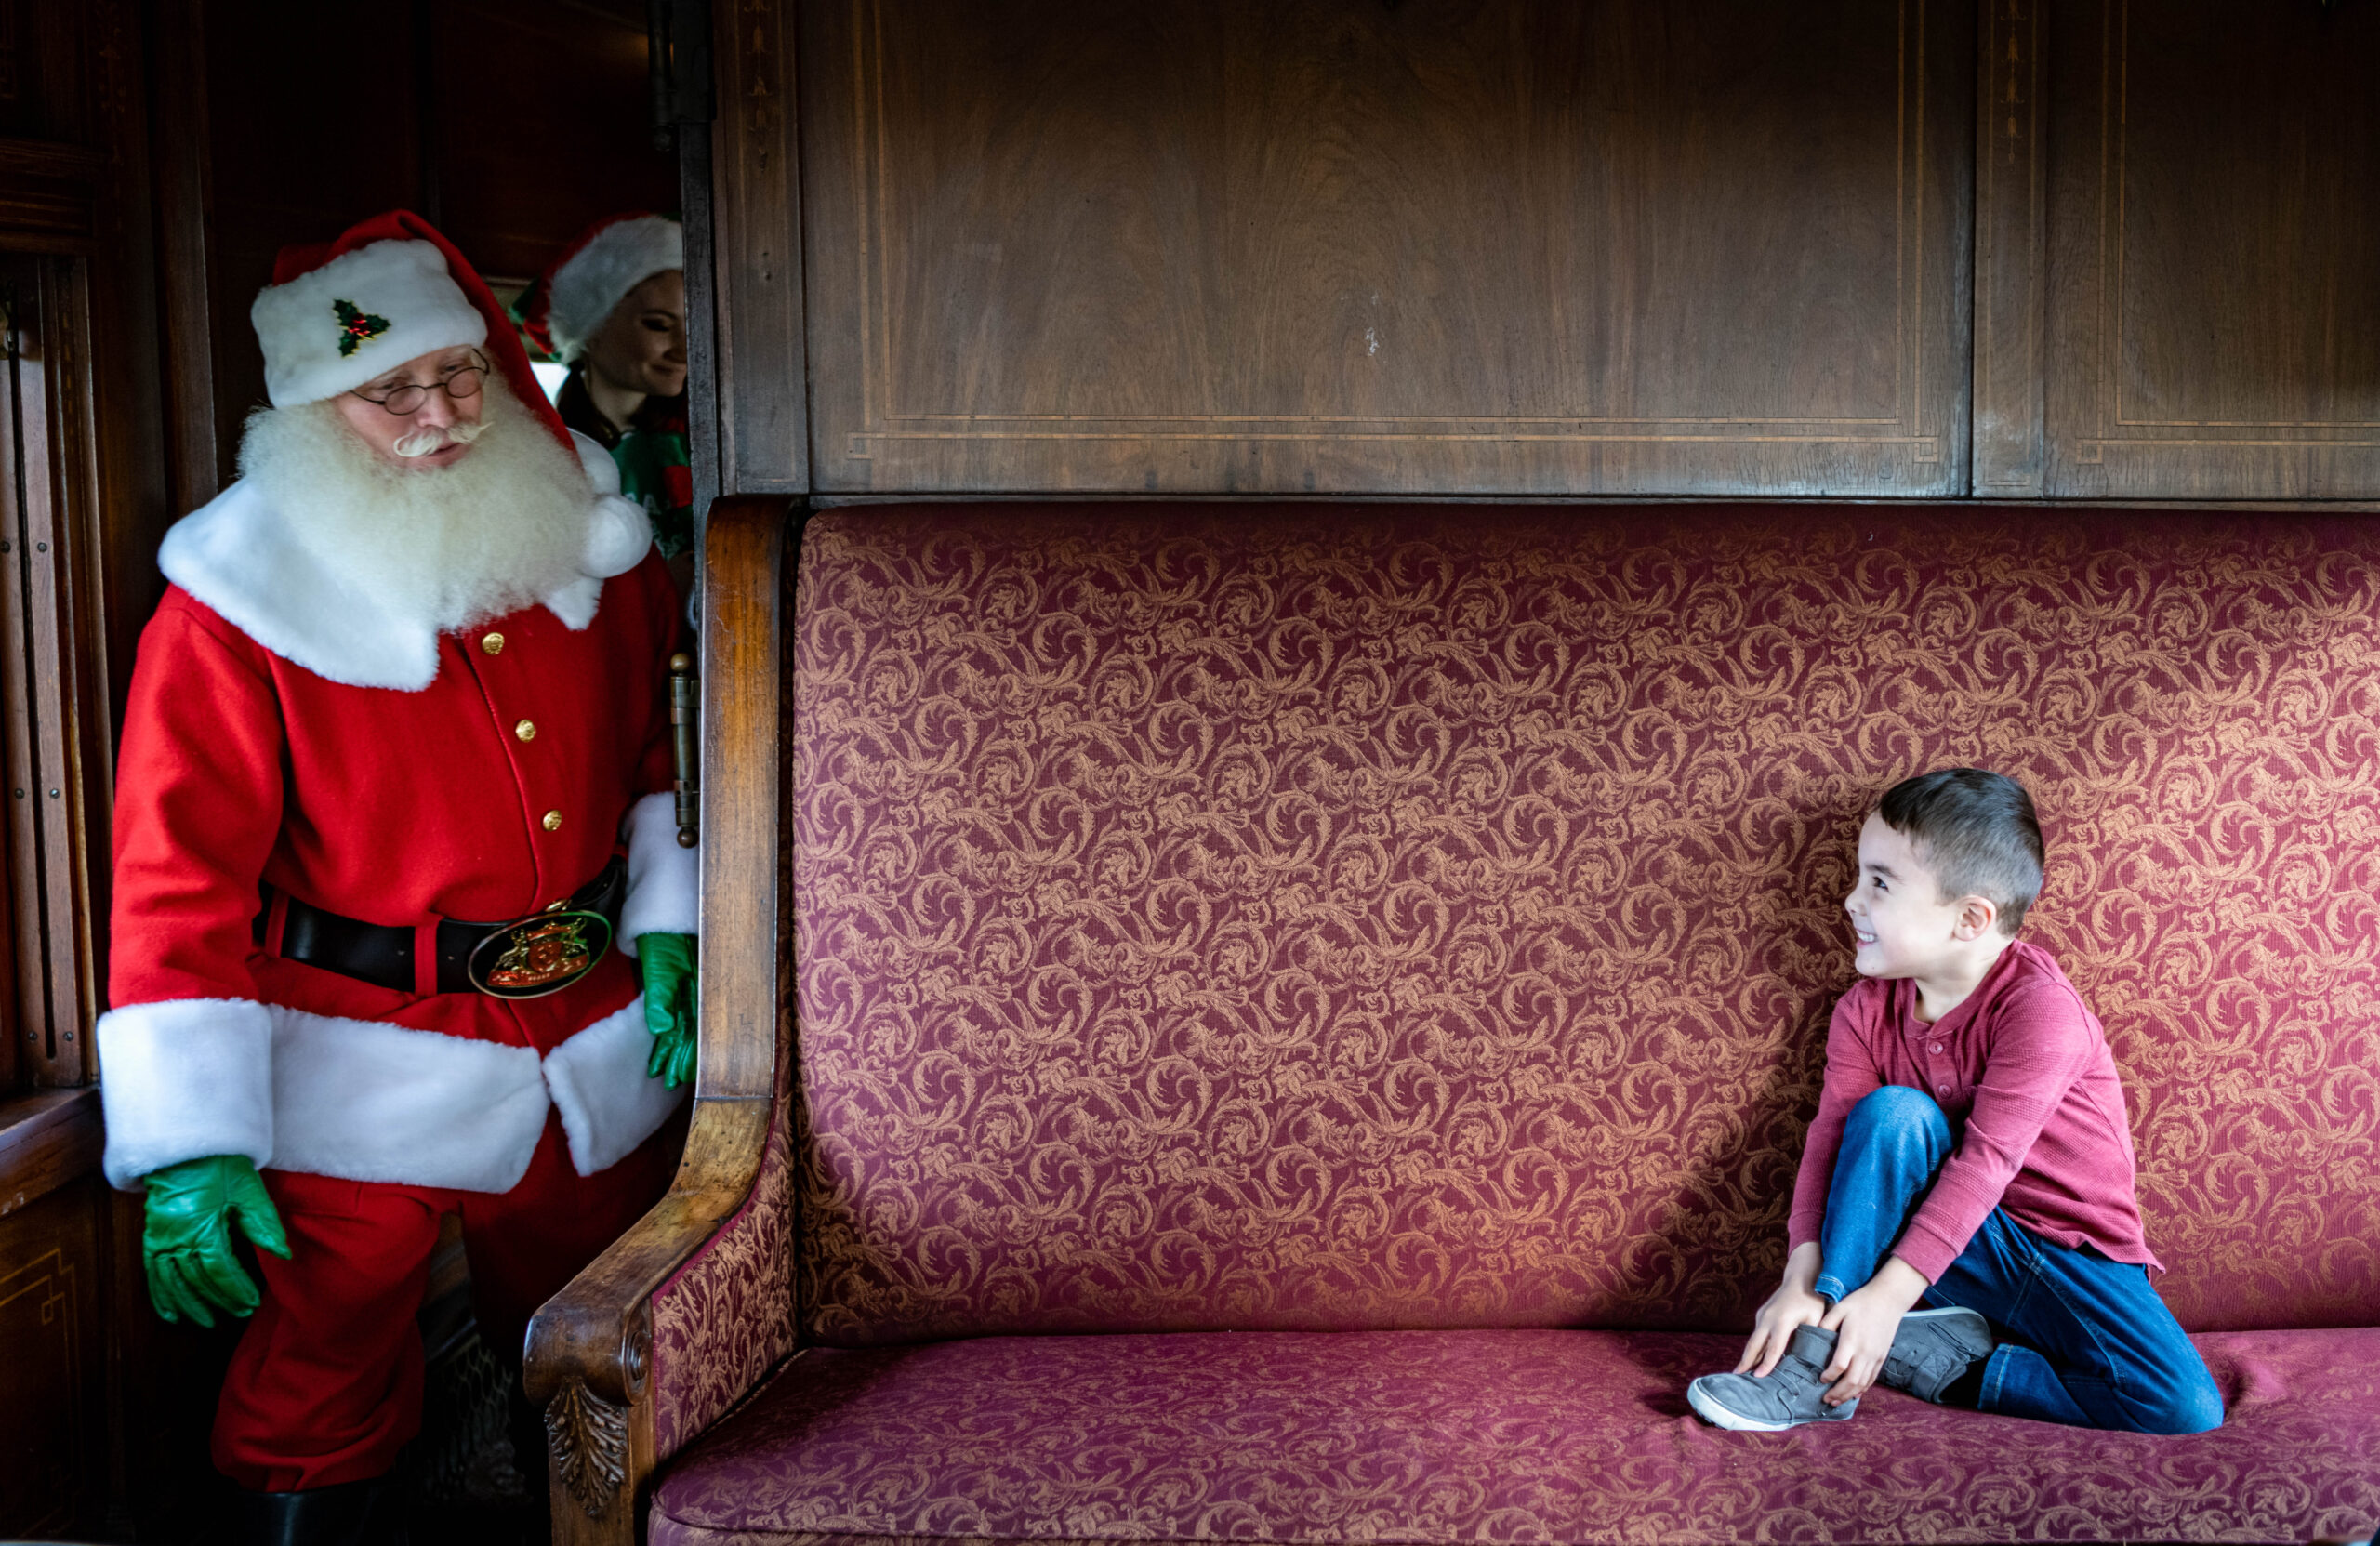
621, 791, 698, 954
543, 996, 689, 1175
269, 1008, 550, 1192
98, 998, 276, 1190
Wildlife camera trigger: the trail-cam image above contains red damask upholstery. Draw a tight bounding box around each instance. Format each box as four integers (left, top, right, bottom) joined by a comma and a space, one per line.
649, 1328, 2380, 1544
647, 504, 2380, 1539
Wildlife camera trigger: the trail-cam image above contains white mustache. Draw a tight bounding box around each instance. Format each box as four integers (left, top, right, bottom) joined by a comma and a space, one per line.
391, 418, 489, 459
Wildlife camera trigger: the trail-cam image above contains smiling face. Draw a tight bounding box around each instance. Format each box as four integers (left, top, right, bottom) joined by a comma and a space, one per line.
1844, 812, 1993, 981
583, 269, 687, 399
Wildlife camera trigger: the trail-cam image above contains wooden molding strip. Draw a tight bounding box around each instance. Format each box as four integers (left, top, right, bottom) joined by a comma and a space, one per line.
1973, 0, 2048, 494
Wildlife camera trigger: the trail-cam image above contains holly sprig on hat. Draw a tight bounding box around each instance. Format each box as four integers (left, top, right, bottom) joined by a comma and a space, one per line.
333, 298, 390, 358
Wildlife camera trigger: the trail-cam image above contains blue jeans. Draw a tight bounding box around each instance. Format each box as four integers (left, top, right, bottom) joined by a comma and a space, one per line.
1813, 1085, 2224, 1434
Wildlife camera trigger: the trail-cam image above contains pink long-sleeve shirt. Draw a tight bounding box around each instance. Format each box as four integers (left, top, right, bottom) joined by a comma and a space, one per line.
1786, 939, 2160, 1283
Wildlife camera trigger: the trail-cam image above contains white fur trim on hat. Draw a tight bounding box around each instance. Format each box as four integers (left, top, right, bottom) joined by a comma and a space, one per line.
252, 239, 489, 407
549, 216, 683, 362
620, 791, 698, 954
542, 996, 689, 1175
98, 998, 276, 1189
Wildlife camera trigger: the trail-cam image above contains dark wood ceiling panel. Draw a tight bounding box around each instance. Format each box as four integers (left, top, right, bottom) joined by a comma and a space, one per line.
2034, 1, 2380, 499
794, 0, 1975, 496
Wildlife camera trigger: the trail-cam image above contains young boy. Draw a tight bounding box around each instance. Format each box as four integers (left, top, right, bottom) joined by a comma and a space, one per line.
1688, 769, 2223, 1434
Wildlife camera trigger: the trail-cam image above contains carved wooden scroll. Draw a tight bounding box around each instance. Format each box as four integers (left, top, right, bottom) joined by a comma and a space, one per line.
546, 1378, 630, 1518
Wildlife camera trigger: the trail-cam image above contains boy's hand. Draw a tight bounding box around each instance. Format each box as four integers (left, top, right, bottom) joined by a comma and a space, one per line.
1817, 1255, 1930, 1405
1738, 1241, 1829, 1377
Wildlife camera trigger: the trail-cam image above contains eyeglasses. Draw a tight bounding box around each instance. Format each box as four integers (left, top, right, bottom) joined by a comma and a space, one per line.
350, 351, 490, 416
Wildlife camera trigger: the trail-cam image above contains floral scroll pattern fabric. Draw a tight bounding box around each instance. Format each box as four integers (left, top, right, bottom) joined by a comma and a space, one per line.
651, 1024, 801, 1458
788, 506, 2380, 1345
649, 1328, 2380, 1543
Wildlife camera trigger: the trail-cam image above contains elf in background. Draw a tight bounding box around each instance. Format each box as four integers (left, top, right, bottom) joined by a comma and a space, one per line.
517, 212, 694, 598
100, 211, 699, 1544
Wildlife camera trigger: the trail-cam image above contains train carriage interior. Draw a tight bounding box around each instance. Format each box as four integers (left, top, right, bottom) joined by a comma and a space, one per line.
0, 4, 2374, 1545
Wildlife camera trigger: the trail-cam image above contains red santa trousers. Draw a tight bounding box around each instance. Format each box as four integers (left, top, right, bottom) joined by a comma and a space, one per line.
211, 1108, 681, 1492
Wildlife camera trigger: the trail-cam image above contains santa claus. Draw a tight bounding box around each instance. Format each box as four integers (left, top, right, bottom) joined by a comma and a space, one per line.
98, 211, 697, 1540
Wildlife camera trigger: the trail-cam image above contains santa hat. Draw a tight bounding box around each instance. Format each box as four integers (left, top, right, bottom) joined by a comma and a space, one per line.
516, 214, 683, 363
251, 211, 573, 451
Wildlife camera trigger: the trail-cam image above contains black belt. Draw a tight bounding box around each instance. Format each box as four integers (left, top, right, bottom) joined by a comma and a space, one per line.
259, 859, 626, 999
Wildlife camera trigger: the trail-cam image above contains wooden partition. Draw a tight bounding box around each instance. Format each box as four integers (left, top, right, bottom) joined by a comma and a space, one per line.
1976, 0, 2380, 499
0, 3, 175, 1535
705, 0, 2380, 504
775, 0, 1976, 497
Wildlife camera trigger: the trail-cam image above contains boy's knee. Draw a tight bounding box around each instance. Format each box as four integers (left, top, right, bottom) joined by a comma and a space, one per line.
1845, 1085, 1950, 1144
2135, 1378, 2225, 1436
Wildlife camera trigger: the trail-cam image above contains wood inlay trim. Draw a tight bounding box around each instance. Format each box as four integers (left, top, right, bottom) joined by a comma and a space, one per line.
841, 0, 1944, 454
1974, 0, 2046, 491
2094, 0, 2380, 441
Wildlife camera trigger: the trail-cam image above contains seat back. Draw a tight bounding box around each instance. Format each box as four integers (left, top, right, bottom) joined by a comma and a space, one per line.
790, 504, 2380, 1343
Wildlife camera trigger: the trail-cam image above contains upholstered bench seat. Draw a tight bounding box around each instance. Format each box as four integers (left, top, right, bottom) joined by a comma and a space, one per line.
649, 1327, 2380, 1544
527, 503, 2380, 1543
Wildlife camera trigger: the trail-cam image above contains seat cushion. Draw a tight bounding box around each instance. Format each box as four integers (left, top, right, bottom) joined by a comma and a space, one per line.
649, 1327, 2380, 1544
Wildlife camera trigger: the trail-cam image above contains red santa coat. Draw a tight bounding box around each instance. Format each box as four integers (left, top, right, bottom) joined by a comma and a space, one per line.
99, 432, 696, 1194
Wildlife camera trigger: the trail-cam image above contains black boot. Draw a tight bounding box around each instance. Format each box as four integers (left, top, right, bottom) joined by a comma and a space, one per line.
233, 1477, 385, 1546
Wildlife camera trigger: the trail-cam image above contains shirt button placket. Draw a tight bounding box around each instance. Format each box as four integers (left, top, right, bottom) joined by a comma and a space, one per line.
477, 629, 557, 845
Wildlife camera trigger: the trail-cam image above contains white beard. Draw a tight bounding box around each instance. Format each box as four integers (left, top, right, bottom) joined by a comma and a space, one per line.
237, 379, 594, 636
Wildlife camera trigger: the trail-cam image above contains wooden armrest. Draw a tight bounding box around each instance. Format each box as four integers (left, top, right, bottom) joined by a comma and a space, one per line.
524, 1099, 772, 1540
525, 497, 790, 1543
523, 1099, 773, 1408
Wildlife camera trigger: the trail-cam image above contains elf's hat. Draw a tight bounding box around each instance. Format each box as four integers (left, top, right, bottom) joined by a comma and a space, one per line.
251, 210, 571, 452
515, 213, 683, 363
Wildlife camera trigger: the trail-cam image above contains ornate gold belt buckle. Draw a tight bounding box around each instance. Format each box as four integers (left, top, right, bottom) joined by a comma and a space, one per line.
466, 903, 613, 998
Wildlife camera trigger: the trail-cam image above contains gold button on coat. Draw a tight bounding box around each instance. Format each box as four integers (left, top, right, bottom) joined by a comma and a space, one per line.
515, 720, 537, 742
542, 810, 563, 831
481, 632, 505, 655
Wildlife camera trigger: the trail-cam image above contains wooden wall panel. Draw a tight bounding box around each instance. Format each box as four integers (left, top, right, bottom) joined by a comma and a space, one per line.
0, 1168, 108, 1537
792, 0, 1973, 497
0, 257, 109, 1090
0, 2, 204, 1534
710, 0, 806, 496
1971, 0, 2045, 496
2032, 2, 2380, 499
195, 3, 424, 489
427, 0, 680, 284
0, 4, 95, 147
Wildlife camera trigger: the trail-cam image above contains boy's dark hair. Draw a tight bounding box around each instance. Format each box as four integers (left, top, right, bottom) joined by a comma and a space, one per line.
1875, 768, 2045, 936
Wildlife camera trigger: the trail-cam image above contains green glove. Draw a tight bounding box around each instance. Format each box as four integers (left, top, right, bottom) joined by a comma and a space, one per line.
141, 1154, 291, 1328
640, 932, 698, 1089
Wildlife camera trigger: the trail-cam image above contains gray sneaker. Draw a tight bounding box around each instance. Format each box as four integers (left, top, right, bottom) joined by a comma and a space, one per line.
1686, 1324, 1857, 1431
1880, 1305, 1995, 1403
